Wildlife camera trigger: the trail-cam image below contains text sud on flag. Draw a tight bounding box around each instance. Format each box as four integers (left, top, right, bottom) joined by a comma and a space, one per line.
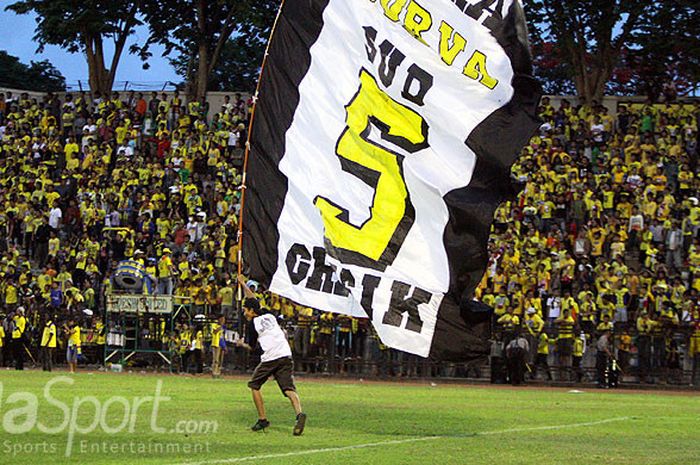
242, 0, 541, 360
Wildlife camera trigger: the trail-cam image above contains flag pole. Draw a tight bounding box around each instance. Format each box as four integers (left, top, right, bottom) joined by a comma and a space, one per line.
235, 0, 287, 303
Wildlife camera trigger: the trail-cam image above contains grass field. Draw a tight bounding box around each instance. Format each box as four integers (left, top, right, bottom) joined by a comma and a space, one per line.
0, 370, 698, 465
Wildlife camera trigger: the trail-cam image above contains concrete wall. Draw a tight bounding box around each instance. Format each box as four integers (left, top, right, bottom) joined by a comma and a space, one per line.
0, 87, 251, 115
544, 95, 698, 115
2, 86, 695, 118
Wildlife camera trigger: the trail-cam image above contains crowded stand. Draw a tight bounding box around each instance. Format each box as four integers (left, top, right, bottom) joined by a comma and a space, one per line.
0, 88, 699, 386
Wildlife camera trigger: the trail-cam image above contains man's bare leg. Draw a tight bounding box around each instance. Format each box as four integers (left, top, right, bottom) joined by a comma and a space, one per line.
251, 389, 266, 420
286, 390, 306, 436
285, 390, 302, 416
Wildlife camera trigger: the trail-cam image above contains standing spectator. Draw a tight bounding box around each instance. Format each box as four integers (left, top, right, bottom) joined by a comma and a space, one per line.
534, 332, 553, 380
572, 332, 585, 382
489, 335, 506, 384
665, 220, 683, 271
192, 323, 204, 374
596, 328, 612, 388
497, 306, 520, 347
617, 328, 632, 372
555, 308, 575, 380
505, 330, 529, 385
49, 204, 62, 231
135, 93, 147, 121
157, 248, 176, 295
0, 319, 5, 367
11, 307, 27, 370
40, 315, 57, 371
64, 318, 81, 373
210, 314, 225, 378
34, 217, 51, 267
691, 314, 700, 386
148, 92, 160, 116
523, 307, 544, 364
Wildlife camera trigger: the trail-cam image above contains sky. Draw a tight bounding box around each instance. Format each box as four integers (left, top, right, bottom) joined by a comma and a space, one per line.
0, 7, 181, 91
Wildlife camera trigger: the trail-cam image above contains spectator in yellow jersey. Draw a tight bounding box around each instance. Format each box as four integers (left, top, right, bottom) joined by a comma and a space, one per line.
534, 332, 552, 381
210, 314, 225, 378
40, 315, 57, 371
157, 248, 176, 295
555, 308, 575, 381
497, 306, 520, 346
523, 307, 544, 362
572, 333, 585, 382
218, 280, 235, 320
690, 315, 700, 385
64, 317, 81, 373
11, 307, 27, 370
0, 316, 5, 367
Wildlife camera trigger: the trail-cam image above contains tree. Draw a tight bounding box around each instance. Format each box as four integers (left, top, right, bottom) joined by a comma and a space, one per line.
524, 0, 651, 104
0, 50, 66, 92
6, 0, 141, 95
626, 1, 700, 101
170, 31, 269, 93
136, 0, 277, 100
530, 41, 578, 96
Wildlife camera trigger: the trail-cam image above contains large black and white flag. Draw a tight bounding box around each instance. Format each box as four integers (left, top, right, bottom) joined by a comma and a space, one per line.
242, 0, 541, 360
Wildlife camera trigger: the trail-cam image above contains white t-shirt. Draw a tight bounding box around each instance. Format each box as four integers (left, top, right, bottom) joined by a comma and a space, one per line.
253, 313, 291, 363
227, 130, 239, 147
49, 207, 62, 229
628, 214, 644, 232
547, 297, 561, 320
118, 145, 133, 157
591, 123, 605, 142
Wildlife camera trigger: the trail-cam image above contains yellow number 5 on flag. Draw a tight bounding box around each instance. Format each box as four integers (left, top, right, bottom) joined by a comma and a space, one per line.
314, 69, 428, 271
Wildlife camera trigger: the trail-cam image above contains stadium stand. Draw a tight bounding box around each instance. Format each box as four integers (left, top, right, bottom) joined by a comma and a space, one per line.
0, 87, 698, 386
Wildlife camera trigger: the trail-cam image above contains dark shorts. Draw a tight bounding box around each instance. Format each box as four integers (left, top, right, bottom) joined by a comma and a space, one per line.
248, 357, 295, 395
557, 339, 573, 357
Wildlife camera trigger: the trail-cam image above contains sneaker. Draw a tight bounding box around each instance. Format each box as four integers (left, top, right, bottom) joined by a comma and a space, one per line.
251, 419, 270, 432
293, 413, 307, 436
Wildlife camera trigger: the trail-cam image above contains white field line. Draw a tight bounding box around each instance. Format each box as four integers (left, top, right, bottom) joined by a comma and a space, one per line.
175, 416, 630, 465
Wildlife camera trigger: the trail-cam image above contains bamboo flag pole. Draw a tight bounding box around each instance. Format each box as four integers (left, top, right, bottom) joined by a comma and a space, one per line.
235, 0, 287, 304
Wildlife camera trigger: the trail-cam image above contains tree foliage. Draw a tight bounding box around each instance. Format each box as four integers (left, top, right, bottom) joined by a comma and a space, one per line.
625, 0, 700, 101
524, 0, 651, 104
136, 0, 277, 100
524, 0, 699, 102
6, 0, 141, 95
529, 41, 578, 96
170, 33, 268, 94
0, 50, 66, 92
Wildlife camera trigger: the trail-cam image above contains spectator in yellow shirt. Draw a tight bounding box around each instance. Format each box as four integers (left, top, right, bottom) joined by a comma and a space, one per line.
210, 314, 225, 378
0, 323, 4, 367
157, 248, 176, 295
64, 318, 81, 373
41, 316, 57, 371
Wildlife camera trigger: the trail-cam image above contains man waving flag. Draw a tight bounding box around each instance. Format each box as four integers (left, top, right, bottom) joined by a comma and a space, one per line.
241, 0, 541, 360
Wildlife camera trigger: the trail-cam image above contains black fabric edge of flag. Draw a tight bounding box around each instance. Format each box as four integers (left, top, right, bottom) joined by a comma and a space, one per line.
429, 2, 543, 361
242, 0, 331, 287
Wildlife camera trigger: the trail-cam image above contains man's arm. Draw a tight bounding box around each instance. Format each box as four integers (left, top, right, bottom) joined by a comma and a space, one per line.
237, 274, 256, 299
236, 339, 253, 351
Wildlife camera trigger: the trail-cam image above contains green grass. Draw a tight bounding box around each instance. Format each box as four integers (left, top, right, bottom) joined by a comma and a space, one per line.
0, 370, 698, 465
